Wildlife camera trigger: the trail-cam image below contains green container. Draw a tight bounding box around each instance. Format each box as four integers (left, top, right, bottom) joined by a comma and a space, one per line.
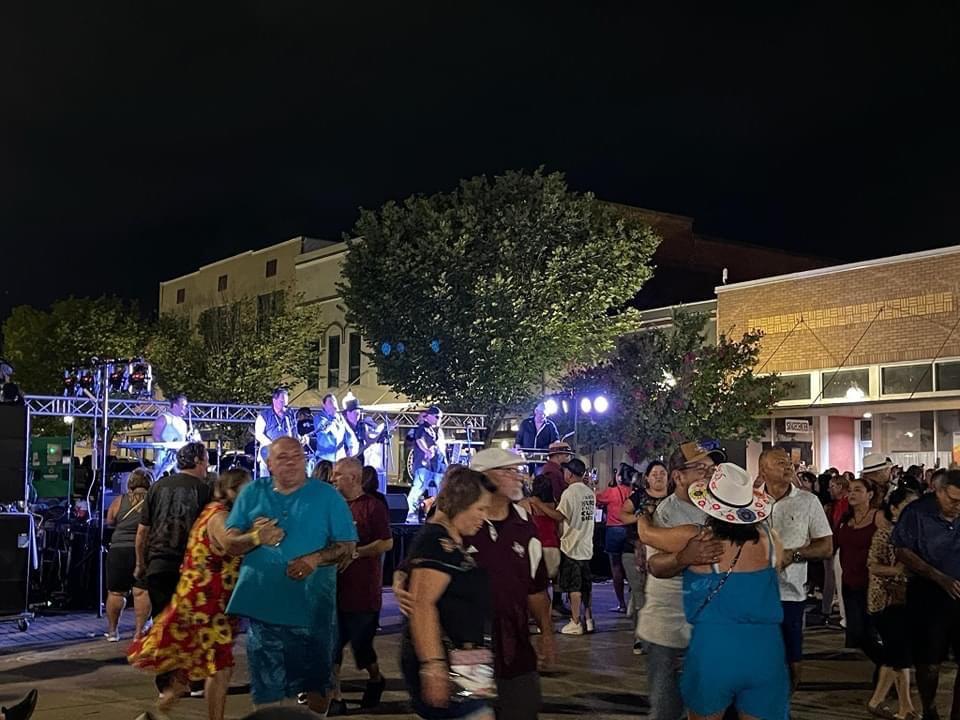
30, 436, 71, 498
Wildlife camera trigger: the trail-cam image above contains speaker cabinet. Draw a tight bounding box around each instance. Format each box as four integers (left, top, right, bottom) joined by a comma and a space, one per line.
0, 513, 30, 616
0, 404, 27, 504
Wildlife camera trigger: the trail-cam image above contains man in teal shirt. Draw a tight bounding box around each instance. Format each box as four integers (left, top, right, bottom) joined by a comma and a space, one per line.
226, 436, 358, 714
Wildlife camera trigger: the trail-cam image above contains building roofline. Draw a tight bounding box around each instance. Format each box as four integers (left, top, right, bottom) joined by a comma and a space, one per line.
715, 244, 960, 293
159, 237, 308, 286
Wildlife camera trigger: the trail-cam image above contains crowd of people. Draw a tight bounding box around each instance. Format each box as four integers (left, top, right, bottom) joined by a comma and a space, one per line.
11, 424, 958, 720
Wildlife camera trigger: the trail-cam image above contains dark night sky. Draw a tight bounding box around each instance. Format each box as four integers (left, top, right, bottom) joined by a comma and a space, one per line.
2, 4, 958, 325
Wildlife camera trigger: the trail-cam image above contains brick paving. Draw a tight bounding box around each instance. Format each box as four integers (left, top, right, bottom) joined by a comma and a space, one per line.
0, 584, 955, 720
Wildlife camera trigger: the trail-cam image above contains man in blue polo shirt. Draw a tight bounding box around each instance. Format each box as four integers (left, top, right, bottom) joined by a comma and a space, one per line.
226, 436, 358, 714
892, 469, 960, 720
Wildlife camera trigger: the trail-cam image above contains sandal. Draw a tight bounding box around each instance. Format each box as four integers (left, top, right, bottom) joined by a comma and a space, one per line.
867, 701, 897, 720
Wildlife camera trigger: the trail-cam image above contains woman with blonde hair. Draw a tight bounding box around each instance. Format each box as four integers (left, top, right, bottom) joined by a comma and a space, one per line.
105, 468, 153, 641
128, 469, 284, 720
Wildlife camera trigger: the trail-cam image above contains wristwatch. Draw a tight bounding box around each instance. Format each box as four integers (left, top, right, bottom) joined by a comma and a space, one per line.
791, 550, 804, 565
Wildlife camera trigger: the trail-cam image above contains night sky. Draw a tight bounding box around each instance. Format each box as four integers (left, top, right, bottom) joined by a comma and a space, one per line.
3, 4, 958, 325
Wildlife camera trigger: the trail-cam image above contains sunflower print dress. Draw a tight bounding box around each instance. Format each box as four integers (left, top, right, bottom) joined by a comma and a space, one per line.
128, 502, 241, 681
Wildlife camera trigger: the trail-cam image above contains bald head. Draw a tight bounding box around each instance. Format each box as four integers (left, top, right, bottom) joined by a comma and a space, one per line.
333, 456, 363, 498
267, 436, 307, 488
759, 447, 793, 489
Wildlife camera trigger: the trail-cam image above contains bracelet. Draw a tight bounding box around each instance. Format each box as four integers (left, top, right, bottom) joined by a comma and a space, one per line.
252, 527, 261, 546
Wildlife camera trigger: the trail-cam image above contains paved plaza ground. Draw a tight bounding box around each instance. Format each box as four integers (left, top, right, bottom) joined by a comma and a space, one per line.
1, 584, 955, 720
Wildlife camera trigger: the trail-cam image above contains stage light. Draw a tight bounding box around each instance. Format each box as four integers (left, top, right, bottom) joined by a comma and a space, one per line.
128, 361, 152, 396
380, 342, 392, 356
580, 397, 592, 413
63, 369, 78, 396
544, 398, 559, 416
845, 384, 865, 402
108, 364, 126, 392
63, 415, 74, 425
594, 395, 609, 413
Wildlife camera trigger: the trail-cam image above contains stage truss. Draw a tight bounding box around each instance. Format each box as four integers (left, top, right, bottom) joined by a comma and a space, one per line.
23, 395, 487, 430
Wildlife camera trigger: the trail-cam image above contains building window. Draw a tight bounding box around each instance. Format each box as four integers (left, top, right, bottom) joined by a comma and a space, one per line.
176, 288, 185, 304
875, 411, 934, 468
217, 274, 228, 292
348, 333, 362, 384
779, 374, 811, 401
936, 361, 960, 391
308, 340, 321, 390
265, 259, 277, 278
256, 290, 285, 334
821, 368, 870, 400
881, 364, 933, 395
327, 334, 341, 388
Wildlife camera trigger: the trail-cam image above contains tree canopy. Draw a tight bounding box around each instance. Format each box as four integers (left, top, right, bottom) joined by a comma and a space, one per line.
564, 311, 786, 460
338, 169, 660, 437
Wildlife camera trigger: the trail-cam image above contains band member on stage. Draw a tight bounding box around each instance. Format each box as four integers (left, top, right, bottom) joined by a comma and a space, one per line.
151, 394, 193, 477
515, 402, 560, 473
342, 398, 394, 491
254, 387, 296, 476
314, 393, 347, 463
405, 405, 444, 523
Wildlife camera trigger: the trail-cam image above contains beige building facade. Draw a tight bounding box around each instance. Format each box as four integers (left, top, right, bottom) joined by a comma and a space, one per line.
717, 245, 960, 476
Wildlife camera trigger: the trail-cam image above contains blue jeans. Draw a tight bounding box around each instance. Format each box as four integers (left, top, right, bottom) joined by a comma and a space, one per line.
407, 467, 443, 520
645, 641, 686, 720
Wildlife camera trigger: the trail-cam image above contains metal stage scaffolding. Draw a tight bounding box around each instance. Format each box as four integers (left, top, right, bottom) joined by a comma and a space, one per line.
22, 394, 485, 618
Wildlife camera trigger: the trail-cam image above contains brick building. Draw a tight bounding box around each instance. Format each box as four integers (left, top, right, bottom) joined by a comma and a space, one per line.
716, 245, 960, 475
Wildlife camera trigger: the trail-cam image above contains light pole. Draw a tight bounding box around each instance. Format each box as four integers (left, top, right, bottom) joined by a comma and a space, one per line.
63, 416, 75, 500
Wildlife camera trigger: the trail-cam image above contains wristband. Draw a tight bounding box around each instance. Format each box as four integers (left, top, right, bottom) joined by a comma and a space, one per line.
252, 527, 261, 546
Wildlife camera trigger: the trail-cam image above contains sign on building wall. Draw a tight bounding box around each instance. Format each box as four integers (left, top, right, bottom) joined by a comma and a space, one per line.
785, 418, 811, 434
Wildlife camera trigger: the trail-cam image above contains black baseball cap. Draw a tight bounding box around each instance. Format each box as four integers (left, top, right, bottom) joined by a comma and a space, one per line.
562, 458, 587, 477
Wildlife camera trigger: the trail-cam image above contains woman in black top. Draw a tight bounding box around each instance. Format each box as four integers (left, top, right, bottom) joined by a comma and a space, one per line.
104, 467, 153, 641
402, 466, 497, 720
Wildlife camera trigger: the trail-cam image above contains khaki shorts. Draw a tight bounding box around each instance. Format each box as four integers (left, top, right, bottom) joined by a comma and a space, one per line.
542, 547, 561, 579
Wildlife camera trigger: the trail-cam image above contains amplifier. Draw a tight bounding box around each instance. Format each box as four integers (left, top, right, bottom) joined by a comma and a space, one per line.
0, 404, 27, 505
386, 493, 409, 524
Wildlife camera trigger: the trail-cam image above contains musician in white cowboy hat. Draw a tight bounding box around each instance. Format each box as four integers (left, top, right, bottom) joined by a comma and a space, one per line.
638, 463, 790, 720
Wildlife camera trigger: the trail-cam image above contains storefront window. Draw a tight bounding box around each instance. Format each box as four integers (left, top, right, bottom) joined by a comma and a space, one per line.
881, 364, 933, 395
874, 411, 934, 468
936, 361, 960, 391
780, 374, 812, 401
822, 368, 870, 400
769, 417, 814, 467
936, 410, 960, 467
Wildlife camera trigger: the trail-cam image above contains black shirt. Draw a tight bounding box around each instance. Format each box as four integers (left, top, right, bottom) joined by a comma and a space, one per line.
411, 421, 439, 472
624, 488, 667, 553
401, 523, 491, 696
140, 472, 212, 575
514, 416, 559, 451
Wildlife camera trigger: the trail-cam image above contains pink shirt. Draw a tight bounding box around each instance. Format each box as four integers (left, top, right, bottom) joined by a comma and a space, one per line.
596, 485, 631, 527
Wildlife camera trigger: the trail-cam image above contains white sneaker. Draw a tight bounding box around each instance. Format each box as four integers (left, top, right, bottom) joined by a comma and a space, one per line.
585, 617, 595, 633
189, 689, 204, 698
104, 630, 120, 642
560, 620, 584, 635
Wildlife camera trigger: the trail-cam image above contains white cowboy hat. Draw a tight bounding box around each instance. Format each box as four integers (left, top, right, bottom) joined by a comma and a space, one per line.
688, 463, 770, 525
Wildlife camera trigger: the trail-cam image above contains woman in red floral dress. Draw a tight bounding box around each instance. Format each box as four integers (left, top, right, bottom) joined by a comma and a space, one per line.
128, 469, 283, 720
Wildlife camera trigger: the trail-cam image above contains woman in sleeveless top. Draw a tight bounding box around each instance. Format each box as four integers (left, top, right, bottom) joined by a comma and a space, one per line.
835, 477, 883, 667
105, 468, 153, 641
128, 469, 283, 720
639, 463, 789, 720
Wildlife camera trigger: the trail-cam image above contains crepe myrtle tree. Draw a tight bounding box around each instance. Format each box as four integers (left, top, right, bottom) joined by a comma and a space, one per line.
563, 310, 786, 459
338, 168, 660, 442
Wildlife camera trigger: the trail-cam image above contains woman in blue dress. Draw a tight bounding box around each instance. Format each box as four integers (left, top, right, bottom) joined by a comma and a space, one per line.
639, 463, 789, 720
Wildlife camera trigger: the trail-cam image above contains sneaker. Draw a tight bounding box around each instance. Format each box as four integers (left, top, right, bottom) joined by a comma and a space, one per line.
560, 620, 584, 635
189, 689, 204, 698
529, 622, 542, 635
2, 689, 38, 720
585, 617, 595, 633
633, 640, 645, 655
297, 693, 308, 705
611, 605, 627, 614
360, 676, 387, 709
104, 630, 120, 642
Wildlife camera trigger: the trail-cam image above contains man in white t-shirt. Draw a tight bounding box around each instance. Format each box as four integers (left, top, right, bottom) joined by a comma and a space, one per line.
555, 458, 596, 635
760, 447, 833, 695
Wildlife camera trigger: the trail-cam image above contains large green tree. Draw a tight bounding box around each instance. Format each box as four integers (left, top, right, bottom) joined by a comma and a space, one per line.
2, 297, 150, 396
564, 311, 786, 460
339, 169, 660, 439
148, 293, 322, 406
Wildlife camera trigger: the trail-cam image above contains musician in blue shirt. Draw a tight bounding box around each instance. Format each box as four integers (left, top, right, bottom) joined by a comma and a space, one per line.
254, 388, 296, 477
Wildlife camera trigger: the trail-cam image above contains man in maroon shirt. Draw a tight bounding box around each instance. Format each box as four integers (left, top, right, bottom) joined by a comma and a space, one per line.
541, 441, 572, 504
331, 457, 394, 714
466, 447, 555, 720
